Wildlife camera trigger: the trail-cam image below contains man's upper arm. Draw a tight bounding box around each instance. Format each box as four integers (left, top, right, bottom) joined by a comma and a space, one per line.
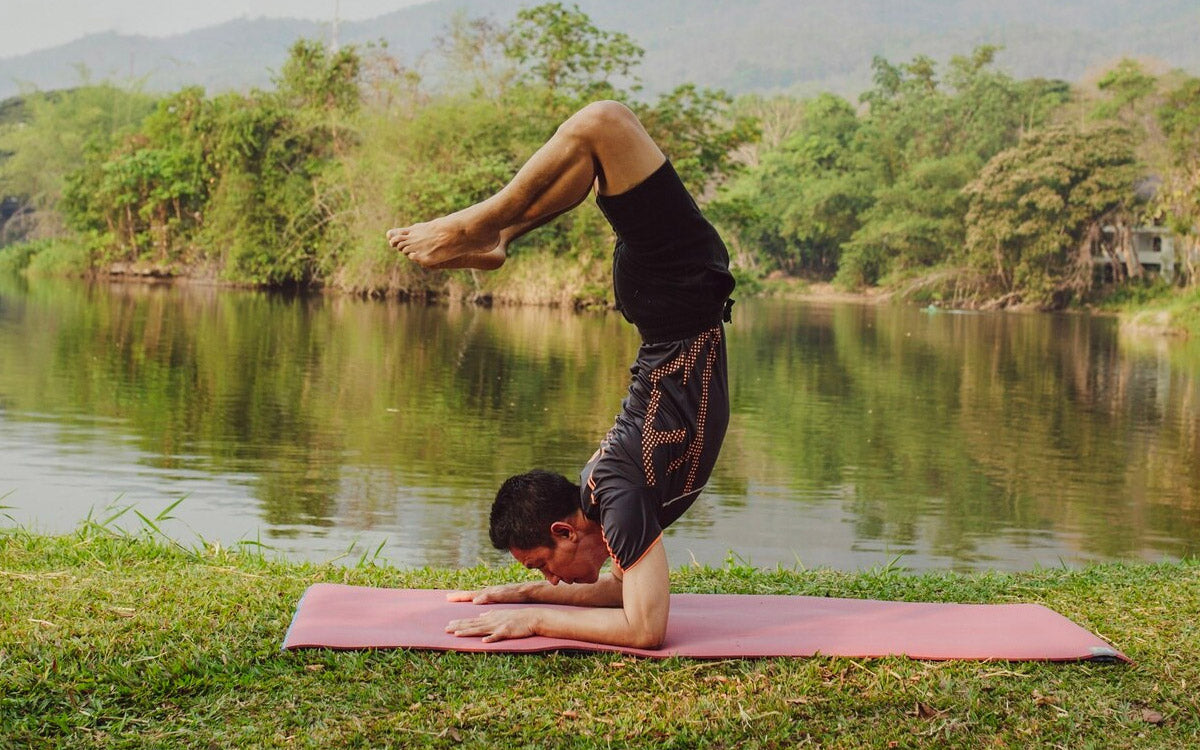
615, 537, 670, 648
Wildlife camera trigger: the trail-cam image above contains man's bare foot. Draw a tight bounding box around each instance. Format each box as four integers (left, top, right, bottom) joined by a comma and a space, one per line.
427, 243, 508, 271
386, 213, 502, 269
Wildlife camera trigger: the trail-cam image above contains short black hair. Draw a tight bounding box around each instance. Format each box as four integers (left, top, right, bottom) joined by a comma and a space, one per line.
489, 470, 580, 550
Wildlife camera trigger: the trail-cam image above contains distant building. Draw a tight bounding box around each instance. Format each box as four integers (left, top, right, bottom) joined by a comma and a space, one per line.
1094, 225, 1194, 284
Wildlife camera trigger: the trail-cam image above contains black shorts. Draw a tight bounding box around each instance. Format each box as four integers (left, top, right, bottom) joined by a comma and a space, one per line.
596, 160, 735, 343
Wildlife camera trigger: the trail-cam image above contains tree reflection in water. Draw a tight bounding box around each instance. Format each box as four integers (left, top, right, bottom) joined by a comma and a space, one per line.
1, 275, 1197, 570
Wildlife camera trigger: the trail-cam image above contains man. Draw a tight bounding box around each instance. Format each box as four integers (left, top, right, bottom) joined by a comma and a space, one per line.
387, 100, 734, 648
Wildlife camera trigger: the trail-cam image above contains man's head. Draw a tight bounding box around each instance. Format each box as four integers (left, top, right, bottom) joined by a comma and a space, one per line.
490, 470, 608, 585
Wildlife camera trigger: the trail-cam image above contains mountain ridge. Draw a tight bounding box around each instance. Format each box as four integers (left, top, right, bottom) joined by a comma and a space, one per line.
2, 0, 1198, 100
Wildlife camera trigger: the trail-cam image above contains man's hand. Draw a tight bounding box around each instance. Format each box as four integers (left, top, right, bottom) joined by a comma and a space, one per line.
445, 582, 531, 605
445, 608, 540, 643
441, 542, 668, 649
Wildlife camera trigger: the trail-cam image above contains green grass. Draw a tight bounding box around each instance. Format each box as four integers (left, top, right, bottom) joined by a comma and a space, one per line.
1093, 279, 1200, 338
1149, 287, 1200, 336
2, 523, 1198, 748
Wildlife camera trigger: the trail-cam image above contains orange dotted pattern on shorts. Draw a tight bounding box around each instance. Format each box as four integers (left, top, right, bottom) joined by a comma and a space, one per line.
641, 326, 722, 493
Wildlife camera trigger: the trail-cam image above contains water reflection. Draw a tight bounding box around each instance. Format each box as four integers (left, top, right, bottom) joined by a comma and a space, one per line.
1, 273, 1198, 571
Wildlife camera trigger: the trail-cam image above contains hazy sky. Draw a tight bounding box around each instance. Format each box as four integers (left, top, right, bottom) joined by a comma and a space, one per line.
1, 1, 429, 59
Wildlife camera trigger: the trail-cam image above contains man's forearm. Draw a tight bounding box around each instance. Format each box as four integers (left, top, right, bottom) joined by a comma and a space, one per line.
447, 542, 671, 647
521, 574, 623, 607
524, 553, 668, 648
527, 603, 665, 649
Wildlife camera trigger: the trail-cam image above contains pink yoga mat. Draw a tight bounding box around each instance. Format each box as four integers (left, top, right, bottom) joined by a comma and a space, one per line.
282, 584, 1127, 662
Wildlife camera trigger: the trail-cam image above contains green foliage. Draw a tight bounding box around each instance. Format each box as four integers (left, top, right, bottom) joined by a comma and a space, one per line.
200, 92, 335, 284
1156, 75, 1200, 283
1160, 76, 1200, 168
963, 125, 1141, 306
5, 4, 1197, 306
61, 41, 362, 284
717, 46, 1067, 289
1092, 58, 1158, 122
23, 239, 91, 276
385, 97, 538, 222
0, 239, 42, 273
713, 93, 870, 276
275, 39, 361, 115
503, 1, 643, 106
635, 84, 760, 194
845, 48, 1068, 287
1095, 275, 1175, 309
0, 86, 154, 245
18, 5, 751, 300
838, 154, 980, 287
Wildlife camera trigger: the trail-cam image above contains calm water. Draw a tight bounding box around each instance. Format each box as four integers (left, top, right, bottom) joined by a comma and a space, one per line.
2, 274, 1199, 572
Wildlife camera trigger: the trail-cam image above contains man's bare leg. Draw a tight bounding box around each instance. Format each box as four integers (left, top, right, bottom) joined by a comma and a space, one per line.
386, 101, 666, 269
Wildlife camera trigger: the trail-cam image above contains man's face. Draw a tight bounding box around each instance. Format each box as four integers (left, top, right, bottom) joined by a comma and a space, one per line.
510, 535, 605, 585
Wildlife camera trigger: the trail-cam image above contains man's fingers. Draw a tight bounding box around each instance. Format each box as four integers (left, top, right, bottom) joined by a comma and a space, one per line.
446, 617, 491, 637
443, 589, 504, 604
445, 609, 532, 642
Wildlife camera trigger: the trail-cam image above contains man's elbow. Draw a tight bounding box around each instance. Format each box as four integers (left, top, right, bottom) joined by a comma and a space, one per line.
628, 621, 667, 650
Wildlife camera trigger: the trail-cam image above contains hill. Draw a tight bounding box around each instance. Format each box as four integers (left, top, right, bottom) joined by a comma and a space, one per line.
1, 0, 1198, 100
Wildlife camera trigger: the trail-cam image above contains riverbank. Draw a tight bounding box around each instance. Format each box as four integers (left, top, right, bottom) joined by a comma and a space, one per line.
3, 528, 1197, 748
1111, 289, 1200, 339
755, 273, 1200, 340
5, 238, 1200, 340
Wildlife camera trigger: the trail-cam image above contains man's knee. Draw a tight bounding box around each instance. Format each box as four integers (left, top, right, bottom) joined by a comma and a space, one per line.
558, 100, 641, 146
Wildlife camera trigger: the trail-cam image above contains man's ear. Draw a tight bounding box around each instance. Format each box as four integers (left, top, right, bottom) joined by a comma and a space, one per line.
549, 521, 575, 541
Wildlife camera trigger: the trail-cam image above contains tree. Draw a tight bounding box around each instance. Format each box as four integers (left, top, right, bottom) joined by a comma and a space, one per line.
432, 12, 512, 99
1157, 76, 1200, 284
0, 85, 153, 244
837, 154, 979, 287
834, 49, 1018, 286
503, 2, 643, 106
712, 93, 870, 275
276, 39, 361, 116
634, 85, 759, 195
62, 41, 365, 283
963, 125, 1140, 307
64, 87, 214, 262
1092, 58, 1157, 123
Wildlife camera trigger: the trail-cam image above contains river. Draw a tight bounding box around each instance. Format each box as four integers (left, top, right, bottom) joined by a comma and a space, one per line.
2, 274, 1198, 571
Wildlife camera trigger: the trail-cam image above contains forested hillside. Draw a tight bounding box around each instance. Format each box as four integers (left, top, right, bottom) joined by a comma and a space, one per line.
1, 0, 1198, 100
1, 4, 1198, 314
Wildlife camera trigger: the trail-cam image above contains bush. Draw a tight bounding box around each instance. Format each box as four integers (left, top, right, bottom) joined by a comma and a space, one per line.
0, 240, 41, 274
24, 238, 91, 276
